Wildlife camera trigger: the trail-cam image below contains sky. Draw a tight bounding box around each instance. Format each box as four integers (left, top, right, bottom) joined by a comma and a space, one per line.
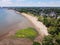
0, 0, 60, 7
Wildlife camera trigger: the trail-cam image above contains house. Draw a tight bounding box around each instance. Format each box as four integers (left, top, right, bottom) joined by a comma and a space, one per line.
49, 12, 56, 17
40, 11, 46, 16
57, 16, 60, 19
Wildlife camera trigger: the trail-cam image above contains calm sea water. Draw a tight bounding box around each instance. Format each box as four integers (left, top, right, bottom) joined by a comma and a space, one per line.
0, 8, 32, 35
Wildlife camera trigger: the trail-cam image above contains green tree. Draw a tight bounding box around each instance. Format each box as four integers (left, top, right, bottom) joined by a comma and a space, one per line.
55, 32, 60, 44
48, 26, 58, 35
42, 35, 59, 45
42, 35, 55, 45
43, 17, 51, 27
38, 16, 44, 22
33, 42, 41, 45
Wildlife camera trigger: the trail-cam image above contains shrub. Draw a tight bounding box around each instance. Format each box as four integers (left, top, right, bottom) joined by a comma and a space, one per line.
38, 16, 44, 22
33, 42, 41, 45
48, 26, 58, 35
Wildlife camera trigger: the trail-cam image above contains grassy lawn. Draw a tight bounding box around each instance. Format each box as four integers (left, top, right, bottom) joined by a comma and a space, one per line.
15, 27, 38, 40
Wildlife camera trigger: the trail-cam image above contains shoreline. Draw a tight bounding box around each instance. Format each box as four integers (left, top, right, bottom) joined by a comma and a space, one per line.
0, 9, 48, 43
21, 13, 49, 35
0, 10, 34, 40
20, 13, 49, 42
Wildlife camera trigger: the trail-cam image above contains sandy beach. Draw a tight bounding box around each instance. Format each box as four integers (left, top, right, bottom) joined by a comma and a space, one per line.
21, 13, 49, 42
